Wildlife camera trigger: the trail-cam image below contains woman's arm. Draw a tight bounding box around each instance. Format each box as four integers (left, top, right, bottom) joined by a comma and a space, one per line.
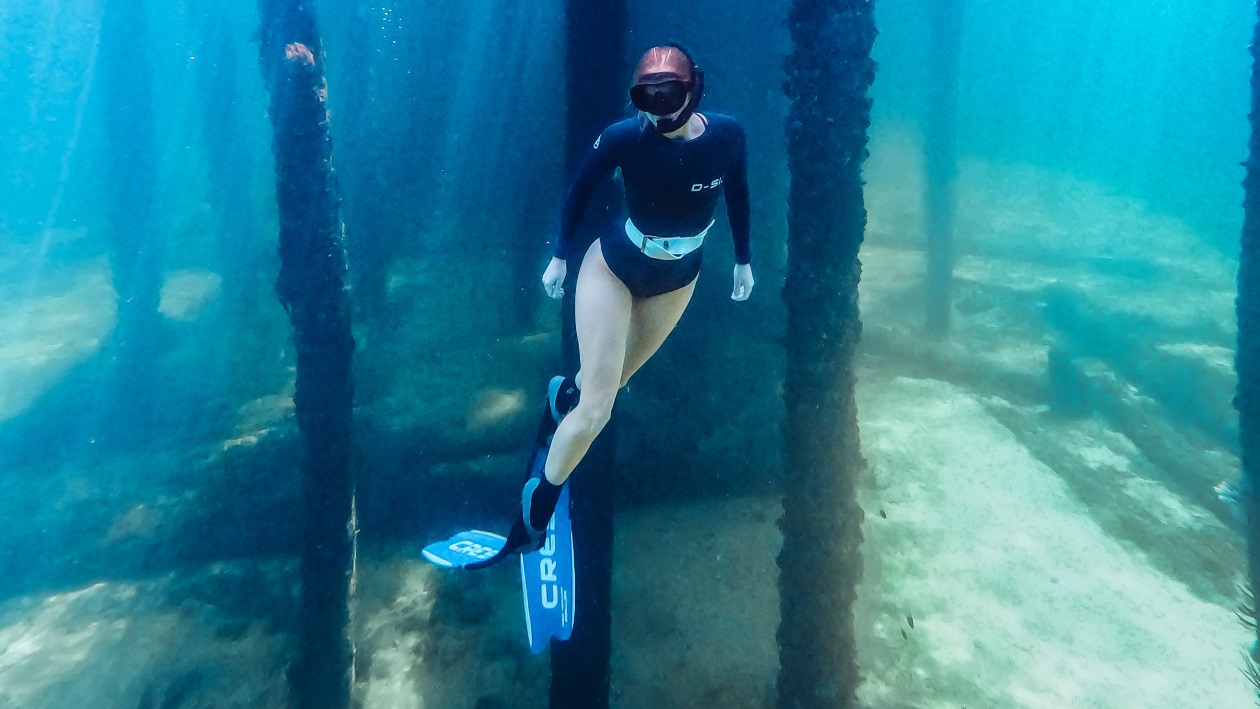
724, 122, 752, 267
725, 123, 753, 301
553, 126, 622, 261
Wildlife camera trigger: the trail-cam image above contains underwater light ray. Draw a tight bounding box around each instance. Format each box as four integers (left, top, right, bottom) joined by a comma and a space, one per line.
31, 0, 105, 289
426, 2, 498, 234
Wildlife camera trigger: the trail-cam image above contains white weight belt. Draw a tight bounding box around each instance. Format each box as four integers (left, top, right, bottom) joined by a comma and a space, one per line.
624, 218, 714, 261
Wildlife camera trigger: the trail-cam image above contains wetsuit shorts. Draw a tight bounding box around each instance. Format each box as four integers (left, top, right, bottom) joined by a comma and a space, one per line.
600, 222, 702, 298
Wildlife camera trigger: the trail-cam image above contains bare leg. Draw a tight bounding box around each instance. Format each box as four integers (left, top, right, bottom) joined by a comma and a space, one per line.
544, 241, 631, 484
544, 241, 697, 485
620, 274, 696, 385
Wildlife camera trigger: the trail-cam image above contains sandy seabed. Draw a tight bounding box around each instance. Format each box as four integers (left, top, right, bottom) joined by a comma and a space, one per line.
0, 125, 1254, 707
1, 369, 1249, 708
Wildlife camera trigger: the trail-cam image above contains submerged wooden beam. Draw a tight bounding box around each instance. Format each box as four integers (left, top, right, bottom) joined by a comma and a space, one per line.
778, 0, 877, 706
256, 3, 357, 707
548, 2, 627, 707
1237, 0, 1260, 663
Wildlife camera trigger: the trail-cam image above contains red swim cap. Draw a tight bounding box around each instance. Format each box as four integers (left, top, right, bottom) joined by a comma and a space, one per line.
632, 46, 695, 87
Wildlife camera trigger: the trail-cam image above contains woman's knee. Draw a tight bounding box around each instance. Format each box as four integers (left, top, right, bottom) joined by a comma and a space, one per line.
568, 390, 616, 434
577, 370, 632, 390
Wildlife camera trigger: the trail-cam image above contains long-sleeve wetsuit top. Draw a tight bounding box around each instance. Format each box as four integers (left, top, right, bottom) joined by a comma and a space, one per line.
555, 113, 751, 264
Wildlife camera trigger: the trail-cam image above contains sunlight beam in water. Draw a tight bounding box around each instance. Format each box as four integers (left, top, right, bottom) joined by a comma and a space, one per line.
30, 0, 104, 291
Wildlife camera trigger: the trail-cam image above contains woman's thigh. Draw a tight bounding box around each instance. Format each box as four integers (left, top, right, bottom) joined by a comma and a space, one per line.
575, 240, 635, 399
620, 275, 697, 385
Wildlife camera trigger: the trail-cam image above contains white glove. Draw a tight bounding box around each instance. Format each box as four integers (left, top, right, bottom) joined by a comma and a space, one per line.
731, 263, 754, 301
542, 257, 567, 299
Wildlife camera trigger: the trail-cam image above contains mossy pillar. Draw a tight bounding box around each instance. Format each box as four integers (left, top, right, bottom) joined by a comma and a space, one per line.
777, 1, 876, 707
924, 0, 964, 336
549, 1, 626, 707
99, 0, 163, 441
256, 3, 358, 707
1237, 0, 1260, 659
194, 11, 263, 320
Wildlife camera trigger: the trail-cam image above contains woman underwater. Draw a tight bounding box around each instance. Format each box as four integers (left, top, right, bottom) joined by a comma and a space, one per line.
482, 43, 754, 564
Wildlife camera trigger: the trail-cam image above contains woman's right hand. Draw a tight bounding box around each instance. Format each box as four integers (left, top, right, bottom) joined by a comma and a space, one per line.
542, 257, 567, 299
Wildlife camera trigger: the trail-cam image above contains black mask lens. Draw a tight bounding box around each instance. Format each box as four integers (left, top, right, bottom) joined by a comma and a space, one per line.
630, 80, 688, 116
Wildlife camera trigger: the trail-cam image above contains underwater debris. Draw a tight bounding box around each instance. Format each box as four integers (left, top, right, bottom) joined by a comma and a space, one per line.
1217, 480, 1245, 508
1234, 584, 1260, 704
217, 393, 296, 451
284, 42, 314, 66
1243, 651, 1260, 699
1237, 584, 1258, 633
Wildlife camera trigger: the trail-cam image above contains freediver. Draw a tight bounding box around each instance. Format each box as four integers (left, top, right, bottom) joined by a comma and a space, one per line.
474, 43, 754, 567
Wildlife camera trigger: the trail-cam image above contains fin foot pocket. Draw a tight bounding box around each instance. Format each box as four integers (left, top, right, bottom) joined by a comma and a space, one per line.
465, 518, 543, 570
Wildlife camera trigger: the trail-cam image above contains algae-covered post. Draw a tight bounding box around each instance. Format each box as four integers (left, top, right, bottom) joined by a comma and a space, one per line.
547, 2, 627, 707
255, 2, 358, 707
778, 0, 876, 707
192, 10, 263, 321
100, 0, 163, 440
924, 0, 964, 336
1237, 0, 1260, 675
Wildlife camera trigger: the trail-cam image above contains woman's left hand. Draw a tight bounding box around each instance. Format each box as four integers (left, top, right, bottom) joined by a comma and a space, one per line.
542, 257, 567, 299
731, 263, 754, 301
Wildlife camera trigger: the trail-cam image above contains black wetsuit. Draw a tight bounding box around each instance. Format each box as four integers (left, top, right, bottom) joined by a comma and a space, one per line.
555, 113, 751, 297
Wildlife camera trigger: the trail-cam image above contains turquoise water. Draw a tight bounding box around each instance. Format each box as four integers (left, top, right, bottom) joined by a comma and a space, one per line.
0, 0, 1255, 706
